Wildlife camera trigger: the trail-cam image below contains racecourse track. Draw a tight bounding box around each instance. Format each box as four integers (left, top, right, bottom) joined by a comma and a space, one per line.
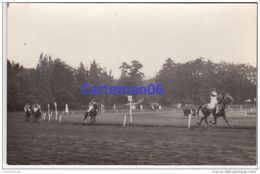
7, 110, 256, 165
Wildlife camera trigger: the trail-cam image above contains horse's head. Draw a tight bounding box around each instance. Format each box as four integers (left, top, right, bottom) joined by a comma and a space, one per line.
225, 92, 234, 104
219, 92, 233, 105
93, 102, 99, 110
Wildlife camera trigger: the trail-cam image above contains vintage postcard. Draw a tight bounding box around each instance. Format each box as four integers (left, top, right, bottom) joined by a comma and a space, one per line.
2, 2, 258, 173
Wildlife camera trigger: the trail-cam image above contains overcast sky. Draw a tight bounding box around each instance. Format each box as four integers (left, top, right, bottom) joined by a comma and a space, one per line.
7, 3, 257, 78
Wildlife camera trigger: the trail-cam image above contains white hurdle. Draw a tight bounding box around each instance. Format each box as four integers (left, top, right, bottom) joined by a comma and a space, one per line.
123, 115, 126, 127
113, 104, 116, 112
188, 113, 192, 129
140, 104, 143, 112
65, 104, 69, 115
47, 104, 50, 118
49, 112, 52, 122
128, 96, 133, 124
54, 102, 58, 120
188, 109, 193, 129
42, 113, 46, 120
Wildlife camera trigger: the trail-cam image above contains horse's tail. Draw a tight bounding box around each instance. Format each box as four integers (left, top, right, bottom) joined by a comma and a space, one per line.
197, 105, 202, 116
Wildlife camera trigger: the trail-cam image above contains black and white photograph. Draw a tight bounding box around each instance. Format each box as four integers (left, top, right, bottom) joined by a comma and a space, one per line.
2, 1, 258, 172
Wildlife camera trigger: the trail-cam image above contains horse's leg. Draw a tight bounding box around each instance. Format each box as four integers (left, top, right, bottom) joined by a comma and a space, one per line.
202, 110, 211, 126
90, 115, 94, 124
213, 115, 218, 124
93, 115, 96, 123
223, 114, 230, 127
197, 116, 205, 126
84, 114, 88, 124
34, 113, 38, 122
83, 113, 88, 125
210, 114, 217, 125
204, 116, 211, 126
197, 105, 206, 124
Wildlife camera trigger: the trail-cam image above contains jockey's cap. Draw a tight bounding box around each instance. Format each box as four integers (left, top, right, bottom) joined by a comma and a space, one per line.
211, 91, 217, 97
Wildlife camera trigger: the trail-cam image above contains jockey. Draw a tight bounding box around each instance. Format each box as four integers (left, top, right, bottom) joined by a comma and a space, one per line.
32, 102, 41, 113
87, 99, 97, 115
208, 88, 218, 112
24, 103, 31, 112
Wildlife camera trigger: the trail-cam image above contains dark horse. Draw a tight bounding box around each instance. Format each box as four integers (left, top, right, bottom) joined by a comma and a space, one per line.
83, 104, 98, 125
197, 92, 233, 127
32, 107, 41, 122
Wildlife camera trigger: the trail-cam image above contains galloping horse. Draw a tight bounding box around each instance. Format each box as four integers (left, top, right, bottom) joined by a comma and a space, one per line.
197, 91, 233, 127
83, 103, 98, 125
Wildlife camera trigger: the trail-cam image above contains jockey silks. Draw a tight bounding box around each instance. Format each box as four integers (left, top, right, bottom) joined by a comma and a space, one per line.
208, 91, 218, 109
24, 104, 31, 112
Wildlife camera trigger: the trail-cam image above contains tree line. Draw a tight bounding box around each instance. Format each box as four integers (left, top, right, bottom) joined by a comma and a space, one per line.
7, 53, 256, 111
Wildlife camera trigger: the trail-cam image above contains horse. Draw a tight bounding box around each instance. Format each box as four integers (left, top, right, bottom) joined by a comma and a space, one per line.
24, 108, 31, 121
196, 92, 233, 127
83, 103, 98, 125
32, 106, 41, 122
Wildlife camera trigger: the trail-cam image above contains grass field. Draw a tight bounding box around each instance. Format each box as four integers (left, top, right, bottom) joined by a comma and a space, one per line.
7, 110, 256, 165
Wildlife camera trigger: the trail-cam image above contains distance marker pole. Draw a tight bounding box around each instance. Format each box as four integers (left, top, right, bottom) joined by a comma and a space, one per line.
188, 114, 192, 129
130, 100, 132, 124
123, 115, 126, 127
54, 102, 57, 120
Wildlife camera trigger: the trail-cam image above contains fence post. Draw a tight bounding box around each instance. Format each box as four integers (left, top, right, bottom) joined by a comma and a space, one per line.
114, 104, 116, 112
130, 101, 133, 124
188, 113, 192, 129
65, 104, 69, 115
47, 104, 50, 118
123, 115, 126, 127
54, 102, 58, 120
43, 113, 46, 120
49, 112, 52, 122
